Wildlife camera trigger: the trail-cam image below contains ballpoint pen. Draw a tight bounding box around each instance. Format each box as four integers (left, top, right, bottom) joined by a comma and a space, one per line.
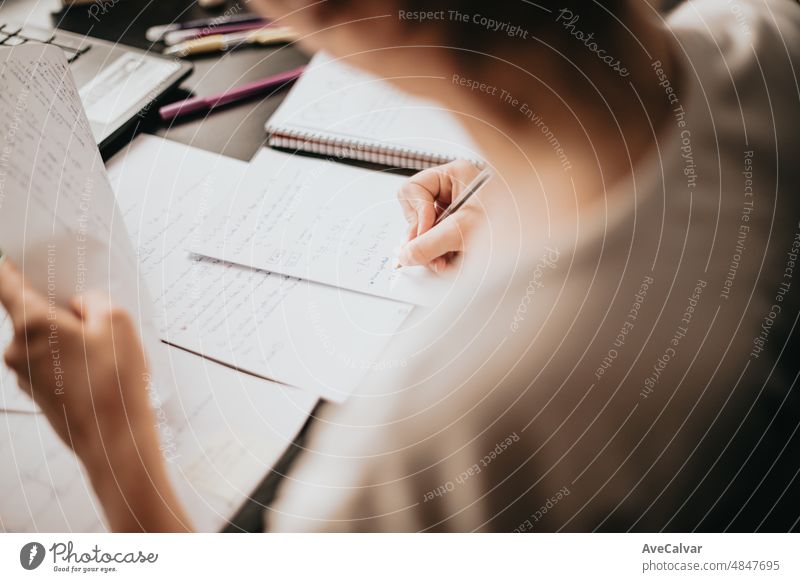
433, 168, 492, 226
145, 13, 265, 42
163, 26, 297, 57
158, 65, 306, 121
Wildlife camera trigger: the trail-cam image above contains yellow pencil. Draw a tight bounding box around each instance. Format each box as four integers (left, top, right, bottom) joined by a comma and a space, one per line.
164, 26, 297, 57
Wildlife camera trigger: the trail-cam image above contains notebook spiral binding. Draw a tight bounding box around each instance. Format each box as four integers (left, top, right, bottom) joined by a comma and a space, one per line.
267, 127, 478, 171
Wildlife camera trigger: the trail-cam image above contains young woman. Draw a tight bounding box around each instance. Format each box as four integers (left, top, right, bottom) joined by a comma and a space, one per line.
2, 0, 799, 531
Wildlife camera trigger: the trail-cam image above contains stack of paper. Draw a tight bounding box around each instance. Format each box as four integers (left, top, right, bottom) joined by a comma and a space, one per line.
0, 45, 462, 532
0, 46, 319, 532
106, 136, 415, 402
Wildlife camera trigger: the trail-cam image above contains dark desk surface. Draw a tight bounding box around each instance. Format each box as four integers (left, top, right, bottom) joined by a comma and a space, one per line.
2, 0, 317, 532
51, 0, 310, 163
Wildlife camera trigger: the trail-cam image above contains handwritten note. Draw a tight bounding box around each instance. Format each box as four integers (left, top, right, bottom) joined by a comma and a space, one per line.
0, 45, 169, 411
193, 148, 457, 305
0, 48, 319, 534
107, 135, 412, 402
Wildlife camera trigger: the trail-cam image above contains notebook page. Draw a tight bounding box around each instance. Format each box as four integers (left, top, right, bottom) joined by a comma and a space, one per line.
0, 45, 169, 411
193, 148, 458, 306
107, 135, 412, 402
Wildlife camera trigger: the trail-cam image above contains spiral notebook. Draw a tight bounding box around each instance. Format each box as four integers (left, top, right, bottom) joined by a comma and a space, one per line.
265, 52, 482, 170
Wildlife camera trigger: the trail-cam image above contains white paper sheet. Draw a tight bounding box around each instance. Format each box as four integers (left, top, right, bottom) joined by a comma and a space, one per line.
79, 53, 181, 131
192, 148, 457, 305
0, 45, 169, 412
0, 346, 317, 532
106, 135, 412, 402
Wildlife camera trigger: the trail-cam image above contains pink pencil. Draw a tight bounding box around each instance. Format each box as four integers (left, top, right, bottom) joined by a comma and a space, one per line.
159, 65, 306, 122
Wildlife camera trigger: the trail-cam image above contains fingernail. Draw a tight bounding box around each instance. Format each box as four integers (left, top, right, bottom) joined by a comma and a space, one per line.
397, 244, 413, 267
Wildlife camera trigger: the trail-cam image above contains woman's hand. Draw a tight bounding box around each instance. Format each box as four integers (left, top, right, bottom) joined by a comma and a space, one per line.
0, 257, 150, 454
0, 256, 191, 531
396, 160, 484, 272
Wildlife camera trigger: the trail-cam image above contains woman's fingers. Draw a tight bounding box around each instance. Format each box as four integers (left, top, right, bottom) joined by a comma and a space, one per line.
397, 214, 468, 267
397, 162, 464, 236
70, 291, 114, 325
397, 160, 482, 242
71, 292, 139, 358
397, 178, 441, 238
0, 260, 48, 390
0, 257, 29, 320
429, 256, 448, 273
3, 338, 26, 375
0, 257, 50, 335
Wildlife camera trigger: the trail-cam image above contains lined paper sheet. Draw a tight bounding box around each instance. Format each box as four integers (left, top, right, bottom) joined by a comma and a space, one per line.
0, 45, 169, 411
107, 135, 412, 402
193, 148, 457, 305
0, 346, 317, 532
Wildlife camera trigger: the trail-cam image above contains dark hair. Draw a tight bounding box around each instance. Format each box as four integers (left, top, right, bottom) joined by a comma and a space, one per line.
309, 0, 629, 68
